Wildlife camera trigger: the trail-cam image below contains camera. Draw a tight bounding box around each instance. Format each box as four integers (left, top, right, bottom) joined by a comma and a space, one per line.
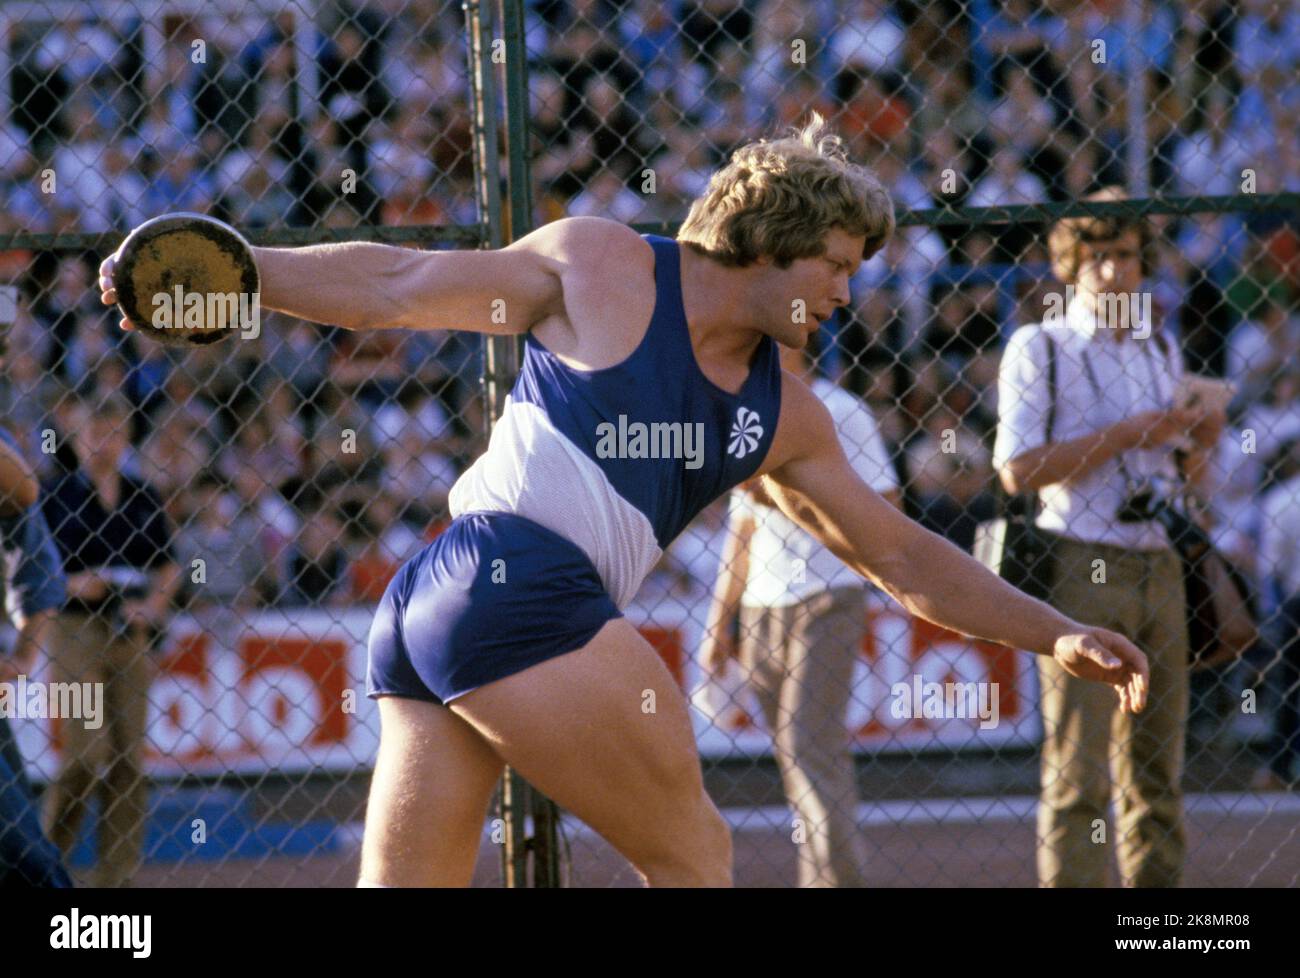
1116, 486, 1159, 523
1116, 479, 1209, 555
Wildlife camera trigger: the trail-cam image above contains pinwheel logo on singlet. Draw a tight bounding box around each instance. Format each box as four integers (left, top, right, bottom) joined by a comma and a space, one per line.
727, 406, 763, 459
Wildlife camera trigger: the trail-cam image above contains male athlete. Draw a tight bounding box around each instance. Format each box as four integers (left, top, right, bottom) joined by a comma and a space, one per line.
99, 116, 1148, 887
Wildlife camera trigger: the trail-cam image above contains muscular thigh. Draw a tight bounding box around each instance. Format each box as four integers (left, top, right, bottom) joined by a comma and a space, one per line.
450, 617, 714, 868
362, 696, 505, 887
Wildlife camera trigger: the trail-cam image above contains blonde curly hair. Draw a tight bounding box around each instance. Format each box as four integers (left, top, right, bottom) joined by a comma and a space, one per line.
677, 111, 895, 268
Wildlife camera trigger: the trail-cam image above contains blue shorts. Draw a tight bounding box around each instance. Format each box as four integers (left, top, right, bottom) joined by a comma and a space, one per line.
365, 512, 623, 704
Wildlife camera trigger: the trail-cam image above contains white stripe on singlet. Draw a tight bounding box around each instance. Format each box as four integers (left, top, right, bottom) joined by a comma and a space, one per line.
448, 396, 662, 610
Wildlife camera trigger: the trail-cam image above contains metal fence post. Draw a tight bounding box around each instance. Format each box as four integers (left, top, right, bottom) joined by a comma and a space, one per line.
496, 0, 564, 888
464, 0, 561, 888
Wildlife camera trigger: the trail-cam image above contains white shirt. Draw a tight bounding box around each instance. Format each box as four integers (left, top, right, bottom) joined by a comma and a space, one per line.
734, 379, 898, 607
1260, 474, 1300, 600
968, 168, 1046, 208
829, 13, 906, 73
993, 297, 1184, 550
566, 183, 646, 224
52, 142, 112, 231
1173, 130, 1248, 197
1227, 315, 1300, 388
371, 399, 451, 449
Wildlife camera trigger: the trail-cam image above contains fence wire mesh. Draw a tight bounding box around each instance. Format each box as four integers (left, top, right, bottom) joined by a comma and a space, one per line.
0, 0, 1297, 888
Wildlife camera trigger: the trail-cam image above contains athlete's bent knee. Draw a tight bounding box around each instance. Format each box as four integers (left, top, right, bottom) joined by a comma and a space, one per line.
639, 802, 733, 887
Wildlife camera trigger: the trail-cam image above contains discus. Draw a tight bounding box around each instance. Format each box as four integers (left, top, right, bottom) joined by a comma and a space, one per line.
113, 212, 259, 346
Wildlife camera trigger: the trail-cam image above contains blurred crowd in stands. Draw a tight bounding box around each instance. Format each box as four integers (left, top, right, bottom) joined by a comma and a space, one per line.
0, 0, 1296, 623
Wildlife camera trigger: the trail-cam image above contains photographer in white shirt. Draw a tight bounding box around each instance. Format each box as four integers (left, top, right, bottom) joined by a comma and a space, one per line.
993, 188, 1224, 887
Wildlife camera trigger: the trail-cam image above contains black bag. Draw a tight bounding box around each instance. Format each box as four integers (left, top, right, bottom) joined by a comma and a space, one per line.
1144, 479, 1259, 670
974, 329, 1058, 601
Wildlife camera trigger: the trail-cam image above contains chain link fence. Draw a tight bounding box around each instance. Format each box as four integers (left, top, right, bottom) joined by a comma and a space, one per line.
0, 0, 1297, 887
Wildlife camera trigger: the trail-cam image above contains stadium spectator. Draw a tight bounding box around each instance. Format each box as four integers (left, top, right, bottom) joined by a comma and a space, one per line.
138, 413, 210, 524
215, 119, 296, 230
384, 29, 462, 114
1233, 0, 1300, 133
618, 0, 683, 97
302, 111, 355, 220
1257, 437, 1300, 790
1172, 85, 1249, 197
1203, 417, 1265, 578
0, 321, 58, 461
99, 139, 150, 231
967, 145, 1046, 209
377, 413, 459, 523
905, 391, 996, 549
744, 0, 821, 113
1226, 295, 1300, 403
845, 346, 910, 465
280, 485, 350, 608
976, 0, 1068, 99
41, 389, 179, 888
141, 45, 199, 147
317, 12, 393, 137
679, 0, 753, 67
175, 469, 271, 611
829, 0, 907, 77
369, 106, 439, 204
140, 143, 218, 226
921, 282, 1001, 372
1241, 368, 1300, 464
0, 422, 71, 887
910, 64, 987, 155
1144, 71, 1187, 194
638, 129, 709, 223
30, 256, 100, 385
566, 163, 646, 222
695, 81, 754, 163
221, 409, 303, 496
253, 27, 305, 122
839, 71, 911, 163
703, 342, 901, 887
993, 188, 1223, 887
359, 488, 427, 569
325, 325, 405, 408
51, 99, 115, 234
1077, 0, 1178, 80
227, 454, 298, 590
988, 62, 1060, 165
264, 317, 333, 408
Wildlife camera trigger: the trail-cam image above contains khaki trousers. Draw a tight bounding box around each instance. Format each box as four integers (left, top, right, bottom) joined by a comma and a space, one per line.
1037, 537, 1189, 887
739, 586, 868, 887
43, 613, 155, 888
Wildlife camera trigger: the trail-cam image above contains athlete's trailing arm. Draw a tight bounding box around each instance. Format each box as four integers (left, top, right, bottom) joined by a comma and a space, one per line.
757, 373, 1149, 714
100, 216, 631, 336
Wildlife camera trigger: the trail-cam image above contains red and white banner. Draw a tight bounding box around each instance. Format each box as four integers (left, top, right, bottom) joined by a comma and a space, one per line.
16, 593, 1040, 778
684, 594, 1042, 757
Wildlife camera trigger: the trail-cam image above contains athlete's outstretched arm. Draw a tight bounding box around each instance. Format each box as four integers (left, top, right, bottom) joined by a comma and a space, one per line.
757, 374, 1149, 713
101, 216, 632, 335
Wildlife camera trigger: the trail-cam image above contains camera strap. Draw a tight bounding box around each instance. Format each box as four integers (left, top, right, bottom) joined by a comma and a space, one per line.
1020, 326, 1058, 519
1078, 338, 1178, 498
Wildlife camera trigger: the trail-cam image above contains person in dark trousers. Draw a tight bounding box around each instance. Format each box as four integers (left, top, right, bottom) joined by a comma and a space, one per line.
0, 423, 72, 887
40, 389, 179, 887
1258, 442, 1300, 790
